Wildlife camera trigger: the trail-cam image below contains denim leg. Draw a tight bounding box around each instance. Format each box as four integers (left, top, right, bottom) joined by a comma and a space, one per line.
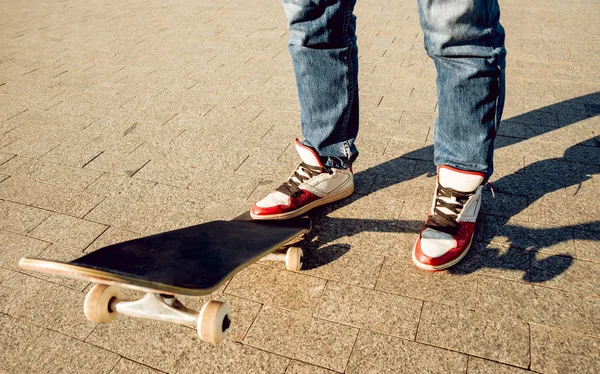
417, 0, 506, 178
282, 0, 359, 169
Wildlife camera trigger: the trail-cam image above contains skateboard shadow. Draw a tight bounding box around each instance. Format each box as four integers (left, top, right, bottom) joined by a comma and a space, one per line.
301, 92, 600, 282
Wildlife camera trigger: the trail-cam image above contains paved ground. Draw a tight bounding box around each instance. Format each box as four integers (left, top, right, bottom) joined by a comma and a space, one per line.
1, 0, 599, 373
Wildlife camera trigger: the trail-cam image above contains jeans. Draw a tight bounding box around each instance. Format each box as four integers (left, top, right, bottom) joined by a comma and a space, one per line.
282, 0, 506, 177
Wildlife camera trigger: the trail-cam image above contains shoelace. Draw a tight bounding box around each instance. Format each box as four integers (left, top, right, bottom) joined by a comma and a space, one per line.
275, 162, 329, 197
425, 184, 474, 235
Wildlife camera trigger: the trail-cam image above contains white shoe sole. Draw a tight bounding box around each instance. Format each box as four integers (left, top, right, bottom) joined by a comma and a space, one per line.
250, 185, 354, 220
411, 233, 474, 271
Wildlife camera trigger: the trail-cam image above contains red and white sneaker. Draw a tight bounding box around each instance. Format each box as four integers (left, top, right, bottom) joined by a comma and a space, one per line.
251, 139, 354, 220
413, 165, 485, 271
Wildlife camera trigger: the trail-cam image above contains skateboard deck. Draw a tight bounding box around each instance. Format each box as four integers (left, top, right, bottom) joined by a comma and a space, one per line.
19, 214, 311, 296
18, 213, 311, 344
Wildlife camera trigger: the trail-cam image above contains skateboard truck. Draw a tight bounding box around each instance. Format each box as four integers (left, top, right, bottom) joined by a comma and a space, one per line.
84, 284, 231, 344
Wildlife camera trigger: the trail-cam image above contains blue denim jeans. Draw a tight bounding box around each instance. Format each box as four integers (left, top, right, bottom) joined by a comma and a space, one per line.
283, 0, 506, 177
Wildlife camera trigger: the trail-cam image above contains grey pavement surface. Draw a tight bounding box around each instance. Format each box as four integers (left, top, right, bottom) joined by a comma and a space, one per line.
1, 0, 599, 373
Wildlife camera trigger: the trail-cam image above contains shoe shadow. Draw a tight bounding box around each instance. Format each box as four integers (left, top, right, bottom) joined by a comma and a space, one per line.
302, 92, 599, 282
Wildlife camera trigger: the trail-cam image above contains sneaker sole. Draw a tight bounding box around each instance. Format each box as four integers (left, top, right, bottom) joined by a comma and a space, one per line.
250, 185, 354, 220
411, 233, 474, 271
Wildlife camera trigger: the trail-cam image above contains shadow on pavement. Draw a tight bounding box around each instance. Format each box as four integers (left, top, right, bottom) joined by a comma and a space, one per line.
302, 92, 600, 281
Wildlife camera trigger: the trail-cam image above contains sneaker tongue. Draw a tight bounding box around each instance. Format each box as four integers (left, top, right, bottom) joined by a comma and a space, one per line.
295, 139, 323, 168
438, 166, 484, 192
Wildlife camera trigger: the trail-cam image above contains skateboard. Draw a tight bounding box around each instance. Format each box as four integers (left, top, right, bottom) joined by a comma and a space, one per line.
18, 212, 311, 344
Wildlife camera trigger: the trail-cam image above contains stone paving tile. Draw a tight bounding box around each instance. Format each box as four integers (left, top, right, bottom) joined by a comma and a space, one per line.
85, 226, 141, 252
244, 305, 358, 372
85, 172, 156, 201
416, 302, 530, 368
285, 361, 337, 374
376, 255, 478, 309
477, 276, 588, 334
0, 175, 105, 217
0, 229, 49, 270
0, 272, 95, 340
346, 329, 468, 374
28, 212, 107, 250
573, 229, 600, 263
301, 245, 385, 289
84, 150, 151, 177
172, 340, 289, 374
84, 197, 158, 234
530, 324, 600, 374
314, 281, 423, 340
0, 157, 104, 190
225, 263, 326, 314
449, 241, 531, 282
110, 358, 165, 374
0, 312, 45, 370
585, 297, 600, 338
0, 200, 52, 234
467, 357, 535, 374
86, 316, 195, 373
0, 152, 15, 166
11, 321, 120, 374
530, 253, 600, 297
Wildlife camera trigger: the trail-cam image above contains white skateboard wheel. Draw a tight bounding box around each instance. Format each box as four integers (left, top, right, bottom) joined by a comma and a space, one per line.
84, 284, 121, 323
198, 300, 231, 344
285, 246, 303, 271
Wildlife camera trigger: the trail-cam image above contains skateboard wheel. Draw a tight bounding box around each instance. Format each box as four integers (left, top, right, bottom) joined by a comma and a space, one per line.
198, 300, 231, 344
84, 284, 121, 324
285, 247, 303, 271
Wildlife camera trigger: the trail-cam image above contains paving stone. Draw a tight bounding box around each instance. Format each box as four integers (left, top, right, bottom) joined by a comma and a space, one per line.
28, 213, 107, 250
376, 255, 478, 309
225, 263, 326, 314
173, 340, 289, 374
346, 329, 468, 374
0, 272, 96, 340
84, 197, 158, 234
0, 200, 52, 234
530, 324, 600, 374
467, 357, 535, 374
10, 324, 120, 374
477, 276, 588, 333
530, 253, 600, 296
0, 175, 105, 217
302, 245, 385, 289
0, 229, 50, 270
449, 241, 531, 281
110, 358, 164, 374
315, 281, 422, 339
85, 226, 141, 252
285, 361, 337, 374
0, 312, 45, 369
573, 229, 600, 263
84, 150, 151, 177
416, 302, 530, 368
86, 315, 194, 372
0, 158, 104, 190
585, 297, 600, 337
0, 137, 60, 158
0, 152, 15, 166
85, 172, 156, 201
244, 305, 358, 372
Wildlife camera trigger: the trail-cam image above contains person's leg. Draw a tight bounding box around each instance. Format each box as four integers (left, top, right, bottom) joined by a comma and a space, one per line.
419, 0, 506, 177
285, 0, 360, 169
413, 0, 506, 270
251, 0, 359, 220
